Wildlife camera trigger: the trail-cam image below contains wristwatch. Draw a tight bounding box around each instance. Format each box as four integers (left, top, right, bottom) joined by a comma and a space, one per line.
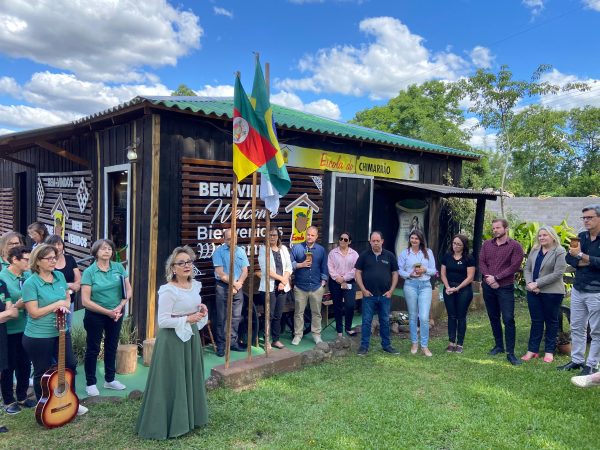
576, 252, 584, 260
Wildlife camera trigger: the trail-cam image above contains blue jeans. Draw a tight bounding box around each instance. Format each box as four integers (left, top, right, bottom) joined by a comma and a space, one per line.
404, 279, 432, 347
360, 296, 391, 349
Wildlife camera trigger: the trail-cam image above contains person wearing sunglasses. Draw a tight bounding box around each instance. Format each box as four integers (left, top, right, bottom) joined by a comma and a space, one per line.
80, 239, 132, 397
0, 246, 34, 415
559, 204, 600, 376
21, 244, 88, 416
327, 232, 359, 337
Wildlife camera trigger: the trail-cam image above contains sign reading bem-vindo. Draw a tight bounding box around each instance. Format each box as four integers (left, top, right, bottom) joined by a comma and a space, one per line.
37, 171, 93, 261
181, 158, 323, 301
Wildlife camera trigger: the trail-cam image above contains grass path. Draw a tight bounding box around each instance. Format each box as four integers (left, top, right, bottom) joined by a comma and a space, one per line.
1, 301, 598, 449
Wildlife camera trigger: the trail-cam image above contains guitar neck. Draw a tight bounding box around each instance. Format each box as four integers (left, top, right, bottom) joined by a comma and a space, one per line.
58, 329, 66, 388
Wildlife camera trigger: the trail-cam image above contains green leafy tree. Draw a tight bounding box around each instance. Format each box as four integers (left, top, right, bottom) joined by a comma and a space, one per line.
458, 65, 588, 215
508, 105, 571, 196
351, 80, 470, 150
171, 84, 196, 96
568, 106, 600, 175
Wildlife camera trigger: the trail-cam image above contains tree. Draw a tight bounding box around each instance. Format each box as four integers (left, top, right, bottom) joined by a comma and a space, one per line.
458, 65, 588, 214
568, 106, 600, 176
351, 80, 471, 150
171, 84, 196, 96
508, 105, 571, 196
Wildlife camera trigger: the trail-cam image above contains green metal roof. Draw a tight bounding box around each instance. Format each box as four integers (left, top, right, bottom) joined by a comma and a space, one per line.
77, 95, 480, 159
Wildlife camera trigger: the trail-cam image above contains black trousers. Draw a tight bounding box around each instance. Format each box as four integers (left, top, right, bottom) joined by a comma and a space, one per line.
0, 332, 31, 404
22, 334, 77, 401
263, 290, 287, 342
84, 310, 123, 386
527, 292, 563, 353
483, 284, 516, 354
328, 278, 356, 333
443, 285, 473, 345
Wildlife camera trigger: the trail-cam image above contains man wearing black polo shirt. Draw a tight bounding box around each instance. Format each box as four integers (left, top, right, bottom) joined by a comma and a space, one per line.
355, 231, 399, 355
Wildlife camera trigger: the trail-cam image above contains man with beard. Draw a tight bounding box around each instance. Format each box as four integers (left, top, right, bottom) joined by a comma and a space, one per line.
479, 218, 524, 365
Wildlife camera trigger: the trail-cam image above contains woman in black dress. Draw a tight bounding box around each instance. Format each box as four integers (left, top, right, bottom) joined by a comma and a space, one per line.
46, 235, 81, 327
440, 234, 476, 353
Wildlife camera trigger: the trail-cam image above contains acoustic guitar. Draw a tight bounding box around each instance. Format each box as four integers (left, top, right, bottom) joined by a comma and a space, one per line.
35, 310, 79, 428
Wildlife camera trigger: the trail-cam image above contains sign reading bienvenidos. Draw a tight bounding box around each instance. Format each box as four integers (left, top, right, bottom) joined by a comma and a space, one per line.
281, 144, 419, 181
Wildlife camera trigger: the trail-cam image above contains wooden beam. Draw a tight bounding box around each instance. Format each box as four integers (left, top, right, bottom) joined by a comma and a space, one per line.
146, 114, 161, 339
0, 154, 35, 168
35, 140, 89, 167
472, 198, 486, 280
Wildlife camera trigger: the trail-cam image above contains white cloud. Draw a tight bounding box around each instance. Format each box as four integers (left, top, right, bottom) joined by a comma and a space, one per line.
277, 17, 471, 100
0, 128, 15, 136
0, 104, 77, 129
271, 91, 341, 119
469, 46, 494, 69
0, 76, 20, 97
0, 0, 203, 82
213, 7, 233, 18
288, 0, 325, 4
522, 0, 545, 15
460, 117, 497, 150
195, 84, 234, 97
583, 0, 600, 12
538, 69, 600, 110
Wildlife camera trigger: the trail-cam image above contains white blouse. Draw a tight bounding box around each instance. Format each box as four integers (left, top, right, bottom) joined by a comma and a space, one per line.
258, 244, 293, 292
157, 280, 207, 342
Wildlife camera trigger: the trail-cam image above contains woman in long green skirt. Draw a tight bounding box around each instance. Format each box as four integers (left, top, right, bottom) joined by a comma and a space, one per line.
136, 246, 209, 439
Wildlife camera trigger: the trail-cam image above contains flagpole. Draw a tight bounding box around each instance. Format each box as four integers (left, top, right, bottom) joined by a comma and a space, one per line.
263, 61, 272, 357
246, 171, 258, 360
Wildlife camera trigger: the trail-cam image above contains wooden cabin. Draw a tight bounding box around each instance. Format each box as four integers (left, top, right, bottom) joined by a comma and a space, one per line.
0, 96, 496, 340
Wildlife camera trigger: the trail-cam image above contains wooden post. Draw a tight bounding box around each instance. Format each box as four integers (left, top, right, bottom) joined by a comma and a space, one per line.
246, 172, 258, 360
225, 177, 239, 369
146, 114, 160, 339
473, 198, 486, 280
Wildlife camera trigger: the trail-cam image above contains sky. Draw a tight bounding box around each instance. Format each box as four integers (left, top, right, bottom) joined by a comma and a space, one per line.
1, 0, 600, 149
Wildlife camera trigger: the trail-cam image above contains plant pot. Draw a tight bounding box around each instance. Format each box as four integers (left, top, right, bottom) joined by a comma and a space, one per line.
116, 343, 138, 374
557, 343, 571, 355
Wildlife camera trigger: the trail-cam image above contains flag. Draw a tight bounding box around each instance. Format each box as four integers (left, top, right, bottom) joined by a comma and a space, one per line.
251, 57, 291, 212
232, 74, 277, 182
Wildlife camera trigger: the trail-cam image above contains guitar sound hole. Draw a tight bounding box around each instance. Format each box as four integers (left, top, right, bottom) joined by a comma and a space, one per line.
53, 382, 70, 398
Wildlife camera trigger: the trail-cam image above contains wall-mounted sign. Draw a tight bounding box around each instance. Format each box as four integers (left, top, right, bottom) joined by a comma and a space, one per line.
37, 171, 93, 261
356, 156, 419, 180
285, 193, 320, 245
282, 144, 419, 181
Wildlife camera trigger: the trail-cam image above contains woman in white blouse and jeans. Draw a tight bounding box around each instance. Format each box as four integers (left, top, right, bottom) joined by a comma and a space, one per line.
398, 230, 437, 356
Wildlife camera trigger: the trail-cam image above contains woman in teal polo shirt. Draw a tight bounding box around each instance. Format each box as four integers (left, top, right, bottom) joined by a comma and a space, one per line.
0, 291, 19, 433
0, 232, 24, 270
0, 246, 35, 415
81, 239, 132, 397
21, 244, 88, 416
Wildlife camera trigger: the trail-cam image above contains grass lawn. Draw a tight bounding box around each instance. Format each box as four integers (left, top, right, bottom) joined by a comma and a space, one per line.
1, 300, 598, 449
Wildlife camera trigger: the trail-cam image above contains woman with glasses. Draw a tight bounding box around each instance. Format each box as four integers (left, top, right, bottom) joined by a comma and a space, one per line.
522, 226, 567, 363
440, 235, 476, 353
21, 244, 88, 416
136, 246, 208, 439
327, 232, 359, 337
398, 230, 437, 356
0, 246, 34, 415
0, 232, 24, 270
46, 235, 81, 328
27, 222, 49, 249
81, 239, 131, 397
259, 227, 293, 349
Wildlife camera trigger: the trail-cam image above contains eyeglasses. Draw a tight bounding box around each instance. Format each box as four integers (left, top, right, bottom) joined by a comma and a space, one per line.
7, 241, 20, 247
339, 237, 349, 242
581, 216, 598, 221
174, 260, 193, 267
452, 242, 463, 246
269, 234, 279, 237
40, 256, 57, 262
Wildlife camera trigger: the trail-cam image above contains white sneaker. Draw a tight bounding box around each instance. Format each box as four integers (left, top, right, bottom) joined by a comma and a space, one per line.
85, 385, 100, 397
571, 374, 600, 388
313, 334, 323, 344
77, 404, 89, 416
291, 336, 302, 346
103, 380, 126, 390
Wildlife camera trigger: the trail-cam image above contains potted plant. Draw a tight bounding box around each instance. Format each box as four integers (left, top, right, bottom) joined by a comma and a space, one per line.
556, 331, 571, 355
116, 315, 138, 374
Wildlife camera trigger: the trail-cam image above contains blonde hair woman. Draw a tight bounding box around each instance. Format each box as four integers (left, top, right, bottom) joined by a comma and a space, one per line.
136, 246, 209, 439
522, 226, 567, 363
0, 232, 24, 270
